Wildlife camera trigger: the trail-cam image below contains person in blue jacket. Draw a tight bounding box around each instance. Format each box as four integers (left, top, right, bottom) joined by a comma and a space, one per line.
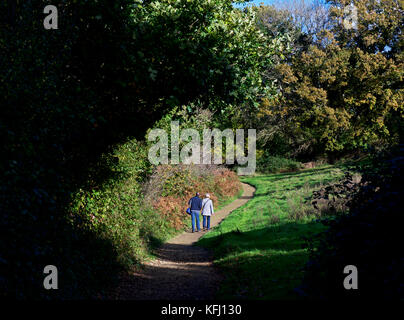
188, 192, 202, 232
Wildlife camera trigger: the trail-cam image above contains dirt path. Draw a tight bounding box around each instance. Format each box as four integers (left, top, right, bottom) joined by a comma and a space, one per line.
112, 182, 255, 300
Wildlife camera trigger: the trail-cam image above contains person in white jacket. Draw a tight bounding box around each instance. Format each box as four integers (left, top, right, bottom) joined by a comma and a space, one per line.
201, 193, 214, 231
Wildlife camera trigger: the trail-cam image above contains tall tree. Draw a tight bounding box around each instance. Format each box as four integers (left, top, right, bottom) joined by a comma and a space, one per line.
258, 0, 403, 158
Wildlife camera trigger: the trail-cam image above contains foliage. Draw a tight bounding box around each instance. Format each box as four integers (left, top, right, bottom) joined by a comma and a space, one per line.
68, 140, 164, 269
146, 104, 214, 160
270, 0, 330, 37
133, 0, 282, 110
0, 0, 152, 299
2, 0, 401, 300
144, 164, 242, 230
255, 0, 329, 54
256, 152, 302, 173
253, 0, 403, 159
300, 146, 404, 299
310, 171, 362, 216
0, 0, 272, 299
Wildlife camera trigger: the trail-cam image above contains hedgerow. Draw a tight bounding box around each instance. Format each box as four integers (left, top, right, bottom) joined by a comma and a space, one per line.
144, 164, 242, 230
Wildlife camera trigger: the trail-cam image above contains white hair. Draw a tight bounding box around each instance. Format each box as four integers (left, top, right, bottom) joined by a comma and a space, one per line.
205, 193, 210, 198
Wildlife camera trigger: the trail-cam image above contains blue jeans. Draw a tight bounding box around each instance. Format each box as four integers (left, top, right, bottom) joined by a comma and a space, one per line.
203, 215, 211, 230
191, 210, 200, 231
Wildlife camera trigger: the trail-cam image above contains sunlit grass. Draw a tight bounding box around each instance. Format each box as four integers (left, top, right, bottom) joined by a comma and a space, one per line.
198, 164, 346, 300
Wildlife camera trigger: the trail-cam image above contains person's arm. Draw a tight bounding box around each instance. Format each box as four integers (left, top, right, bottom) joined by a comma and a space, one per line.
210, 200, 214, 215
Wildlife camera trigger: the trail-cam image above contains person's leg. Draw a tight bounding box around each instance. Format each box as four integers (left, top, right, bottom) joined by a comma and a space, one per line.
195, 212, 201, 231
207, 216, 211, 230
202, 215, 206, 229
191, 211, 196, 232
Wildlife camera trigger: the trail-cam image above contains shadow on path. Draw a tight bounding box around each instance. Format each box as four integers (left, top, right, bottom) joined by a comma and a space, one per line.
111, 183, 255, 300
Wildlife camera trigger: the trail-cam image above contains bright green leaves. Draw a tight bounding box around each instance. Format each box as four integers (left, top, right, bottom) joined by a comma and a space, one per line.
130, 0, 282, 111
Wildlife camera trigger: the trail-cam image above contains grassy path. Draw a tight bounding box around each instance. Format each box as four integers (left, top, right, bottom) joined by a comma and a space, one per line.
198, 165, 345, 300
112, 182, 255, 300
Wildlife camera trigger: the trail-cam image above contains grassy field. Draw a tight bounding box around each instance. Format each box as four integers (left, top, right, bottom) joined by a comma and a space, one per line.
198, 165, 346, 300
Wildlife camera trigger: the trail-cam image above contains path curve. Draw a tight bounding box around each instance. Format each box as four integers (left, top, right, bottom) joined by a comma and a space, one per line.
112, 182, 255, 300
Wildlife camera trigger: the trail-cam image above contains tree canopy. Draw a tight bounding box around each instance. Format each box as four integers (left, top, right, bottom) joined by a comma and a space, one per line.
254, 0, 403, 158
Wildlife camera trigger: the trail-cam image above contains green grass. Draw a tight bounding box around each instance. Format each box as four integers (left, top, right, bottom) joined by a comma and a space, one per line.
216, 186, 245, 211
197, 164, 345, 300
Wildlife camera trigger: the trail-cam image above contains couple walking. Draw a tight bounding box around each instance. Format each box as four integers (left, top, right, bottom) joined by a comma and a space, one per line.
188, 192, 214, 233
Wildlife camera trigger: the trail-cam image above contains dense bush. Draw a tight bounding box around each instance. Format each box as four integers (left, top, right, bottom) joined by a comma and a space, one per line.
144, 164, 242, 230
310, 171, 362, 216
256, 151, 302, 173
299, 146, 404, 299
68, 140, 160, 268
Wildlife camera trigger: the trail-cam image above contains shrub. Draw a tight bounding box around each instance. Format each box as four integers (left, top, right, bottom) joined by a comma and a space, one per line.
287, 196, 313, 221
68, 140, 160, 270
269, 214, 281, 225
286, 183, 322, 221
310, 172, 362, 217
257, 152, 302, 173
144, 164, 242, 230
